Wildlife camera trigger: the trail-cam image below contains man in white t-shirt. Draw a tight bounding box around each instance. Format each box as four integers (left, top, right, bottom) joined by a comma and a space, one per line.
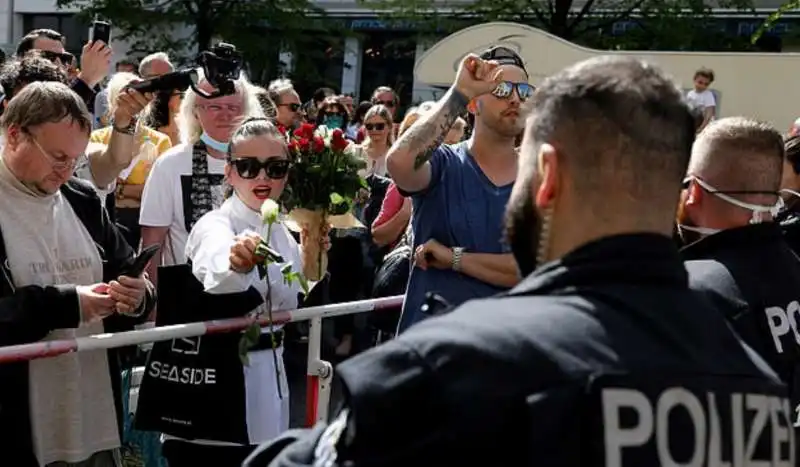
686, 67, 716, 132
139, 74, 262, 286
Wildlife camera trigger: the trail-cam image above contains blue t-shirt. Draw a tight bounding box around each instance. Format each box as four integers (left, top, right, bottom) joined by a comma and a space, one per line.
398, 143, 513, 332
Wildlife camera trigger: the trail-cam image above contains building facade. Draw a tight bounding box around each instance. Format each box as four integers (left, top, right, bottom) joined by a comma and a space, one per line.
0, 0, 795, 113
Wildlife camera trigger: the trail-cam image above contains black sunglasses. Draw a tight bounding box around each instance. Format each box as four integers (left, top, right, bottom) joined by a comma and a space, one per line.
39, 50, 74, 65
491, 81, 534, 101
279, 103, 301, 112
364, 122, 386, 131
230, 158, 290, 180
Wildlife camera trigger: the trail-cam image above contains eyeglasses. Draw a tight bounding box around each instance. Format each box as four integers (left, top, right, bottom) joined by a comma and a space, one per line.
279, 103, 301, 112
39, 50, 75, 66
491, 81, 534, 101
364, 123, 386, 131
25, 130, 78, 172
197, 103, 242, 113
230, 157, 291, 180
373, 100, 395, 108
681, 177, 776, 196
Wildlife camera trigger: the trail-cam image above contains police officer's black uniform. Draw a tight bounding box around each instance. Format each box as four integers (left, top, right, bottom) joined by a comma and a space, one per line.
682, 223, 800, 435
246, 234, 792, 466
778, 205, 800, 255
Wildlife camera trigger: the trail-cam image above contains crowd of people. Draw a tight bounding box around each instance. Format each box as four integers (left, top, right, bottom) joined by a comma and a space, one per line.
0, 22, 799, 467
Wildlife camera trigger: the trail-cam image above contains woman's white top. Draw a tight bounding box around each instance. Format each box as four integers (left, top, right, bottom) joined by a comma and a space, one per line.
182, 194, 301, 445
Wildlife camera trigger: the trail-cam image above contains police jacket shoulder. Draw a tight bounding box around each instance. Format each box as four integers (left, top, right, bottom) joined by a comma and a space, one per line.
682, 223, 800, 402
777, 206, 800, 255
322, 234, 784, 466
681, 224, 800, 349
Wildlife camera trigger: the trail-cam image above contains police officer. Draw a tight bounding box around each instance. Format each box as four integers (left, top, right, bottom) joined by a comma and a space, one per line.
244, 57, 792, 466
679, 117, 800, 436
778, 134, 800, 254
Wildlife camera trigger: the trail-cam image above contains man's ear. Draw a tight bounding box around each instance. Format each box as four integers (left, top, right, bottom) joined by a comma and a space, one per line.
4, 125, 22, 151
685, 180, 702, 207
533, 143, 559, 209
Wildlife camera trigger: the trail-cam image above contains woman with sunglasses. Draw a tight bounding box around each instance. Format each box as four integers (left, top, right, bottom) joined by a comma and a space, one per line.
176, 118, 326, 466
356, 104, 394, 178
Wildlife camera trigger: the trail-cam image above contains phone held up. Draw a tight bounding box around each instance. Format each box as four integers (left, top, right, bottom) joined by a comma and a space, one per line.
90, 20, 112, 45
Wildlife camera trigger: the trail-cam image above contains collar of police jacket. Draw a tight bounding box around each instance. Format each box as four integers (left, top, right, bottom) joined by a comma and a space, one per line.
680, 222, 784, 262
507, 233, 686, 298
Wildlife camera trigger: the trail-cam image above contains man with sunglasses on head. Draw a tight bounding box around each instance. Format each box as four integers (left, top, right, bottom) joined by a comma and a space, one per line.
679, 117, 800, 443
16, 28, 112, 113
370, 86, 398, 119
386, 46, 531, 333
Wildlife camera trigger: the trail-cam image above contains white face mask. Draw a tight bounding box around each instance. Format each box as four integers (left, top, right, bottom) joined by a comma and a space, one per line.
678, 176, 784, 239
781, 188, 800, 202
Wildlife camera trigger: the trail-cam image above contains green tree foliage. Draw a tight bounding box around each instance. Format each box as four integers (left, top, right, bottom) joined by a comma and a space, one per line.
600, 0, 756, 51
361, 0, 754, 50
55, 0, 344, 84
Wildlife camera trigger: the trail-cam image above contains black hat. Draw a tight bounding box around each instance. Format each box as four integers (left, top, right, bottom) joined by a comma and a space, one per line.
479, 46, 527, 75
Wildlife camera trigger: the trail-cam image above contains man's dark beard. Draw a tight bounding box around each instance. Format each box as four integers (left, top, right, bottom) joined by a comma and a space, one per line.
504, 186, 543, 278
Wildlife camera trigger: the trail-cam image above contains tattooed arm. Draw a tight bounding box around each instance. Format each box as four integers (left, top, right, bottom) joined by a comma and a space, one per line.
386, 88, 470, 193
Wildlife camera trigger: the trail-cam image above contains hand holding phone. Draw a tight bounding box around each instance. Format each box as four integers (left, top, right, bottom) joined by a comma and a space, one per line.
91, 20, 112, 45
123, 244, 160, 278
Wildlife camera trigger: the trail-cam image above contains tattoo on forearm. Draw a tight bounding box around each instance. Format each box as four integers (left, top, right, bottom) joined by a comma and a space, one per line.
394, 89, 468, 170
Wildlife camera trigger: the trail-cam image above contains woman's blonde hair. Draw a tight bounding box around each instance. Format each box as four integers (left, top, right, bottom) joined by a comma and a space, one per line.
363, 104, 394, 147
176, 69, 264, 145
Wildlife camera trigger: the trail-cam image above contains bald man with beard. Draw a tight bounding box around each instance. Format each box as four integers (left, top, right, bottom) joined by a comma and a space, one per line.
243, 57, 790, 467
679, 117, 800, 448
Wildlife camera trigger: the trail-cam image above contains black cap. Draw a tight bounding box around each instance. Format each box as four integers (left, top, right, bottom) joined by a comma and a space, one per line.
479, 46, 527, 75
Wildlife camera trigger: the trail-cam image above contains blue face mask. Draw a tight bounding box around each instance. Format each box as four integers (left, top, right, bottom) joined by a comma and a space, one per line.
200, 132, 229, 153
323, 115, 344, 129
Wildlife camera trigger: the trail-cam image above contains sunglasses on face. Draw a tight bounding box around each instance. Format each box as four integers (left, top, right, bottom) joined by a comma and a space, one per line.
491, 81, 534, 101
374, 100, 395, 108
280, 103, 301, 112
230, 157, 290, 180
364, 122, 386, 131
39, 50, 75, 65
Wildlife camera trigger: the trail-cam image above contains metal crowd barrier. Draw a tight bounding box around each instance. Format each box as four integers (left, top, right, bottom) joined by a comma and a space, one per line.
0, 295, 404, 427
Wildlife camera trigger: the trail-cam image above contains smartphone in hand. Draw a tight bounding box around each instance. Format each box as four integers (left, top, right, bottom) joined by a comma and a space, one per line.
90, 20, 112, 45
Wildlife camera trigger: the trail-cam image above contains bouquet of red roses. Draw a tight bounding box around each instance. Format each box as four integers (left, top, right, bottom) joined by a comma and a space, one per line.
279, 123, 367, 280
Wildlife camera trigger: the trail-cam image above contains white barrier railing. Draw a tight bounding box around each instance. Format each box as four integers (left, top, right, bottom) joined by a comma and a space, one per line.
0, 295, 404, 427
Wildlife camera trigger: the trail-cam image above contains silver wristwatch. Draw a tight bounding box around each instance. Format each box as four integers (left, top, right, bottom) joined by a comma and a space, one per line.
452, 247, 465, 272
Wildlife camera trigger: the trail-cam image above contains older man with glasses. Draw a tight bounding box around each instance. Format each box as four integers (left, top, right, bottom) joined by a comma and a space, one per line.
0, 81, 154, 467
